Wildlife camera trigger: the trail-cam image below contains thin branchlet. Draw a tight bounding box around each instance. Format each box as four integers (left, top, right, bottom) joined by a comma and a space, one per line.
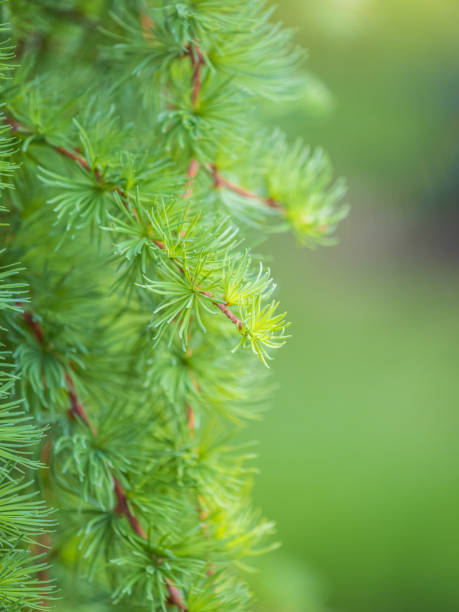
186, 41, 205, 109
19, 307, 188, 610
209, 164, 284, 211
6, 114, 246, 332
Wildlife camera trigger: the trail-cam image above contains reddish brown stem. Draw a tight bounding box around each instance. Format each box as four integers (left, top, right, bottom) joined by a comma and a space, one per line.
4, 116, 29, 133
64, 372, 97, 435
200, 290, 243, 330
214, 300, 243, 330
22, 310, 45, 345
186, 403, 195, 432
113, 475, 148, 539
187, 42, 204, 108
209, 163, 284, 211
166, 579, 187, 611
140, 12, 154, 40
54, 145, 103, 181
52, 145, 90, 171
20, 304, 186, 609
184, 158, 199, 198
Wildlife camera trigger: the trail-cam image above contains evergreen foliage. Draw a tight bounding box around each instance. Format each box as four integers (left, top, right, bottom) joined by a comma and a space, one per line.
0, 1, 347, 609
0, 20, 54, 609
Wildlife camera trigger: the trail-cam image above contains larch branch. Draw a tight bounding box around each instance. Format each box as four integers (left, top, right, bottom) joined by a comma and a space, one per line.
19, 306, 187, 611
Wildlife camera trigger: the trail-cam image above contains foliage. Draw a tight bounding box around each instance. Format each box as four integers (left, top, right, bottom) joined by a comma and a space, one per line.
0, 20, 55, 608
0, 1, 346, 610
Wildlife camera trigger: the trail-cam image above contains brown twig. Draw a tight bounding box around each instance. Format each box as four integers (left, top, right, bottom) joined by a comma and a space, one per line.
112, 475, 148, 539
64, 373, 97, 435
209, 163, 284, 211
166, 579, 188, 611
186, 42, 205, 109
5, 116, 99, 178
200, 290, 243, 330
186, 403, 195, 432
4, 116, 28, 133
20, 307, 187, 610
52, 146, 90, 172
184, 158, 199, 198
181, 46, 221, 585
21, 310, 45, 345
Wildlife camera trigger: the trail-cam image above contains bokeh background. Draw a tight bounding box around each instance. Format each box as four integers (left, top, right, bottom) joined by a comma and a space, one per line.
250, 1, 459, 611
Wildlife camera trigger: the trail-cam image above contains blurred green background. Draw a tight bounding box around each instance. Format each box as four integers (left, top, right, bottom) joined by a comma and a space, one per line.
250, 1, 459, 611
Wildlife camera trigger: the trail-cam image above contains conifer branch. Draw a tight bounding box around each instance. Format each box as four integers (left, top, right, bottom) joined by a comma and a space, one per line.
5, 115, 285, 220
6, 116, 246, 332
6, 110, 284, 216
19, 307, 187, 610
20, 307, 94, 433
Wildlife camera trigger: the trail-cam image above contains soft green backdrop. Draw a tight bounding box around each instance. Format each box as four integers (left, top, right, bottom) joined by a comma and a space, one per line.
250, 2, 459, 611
